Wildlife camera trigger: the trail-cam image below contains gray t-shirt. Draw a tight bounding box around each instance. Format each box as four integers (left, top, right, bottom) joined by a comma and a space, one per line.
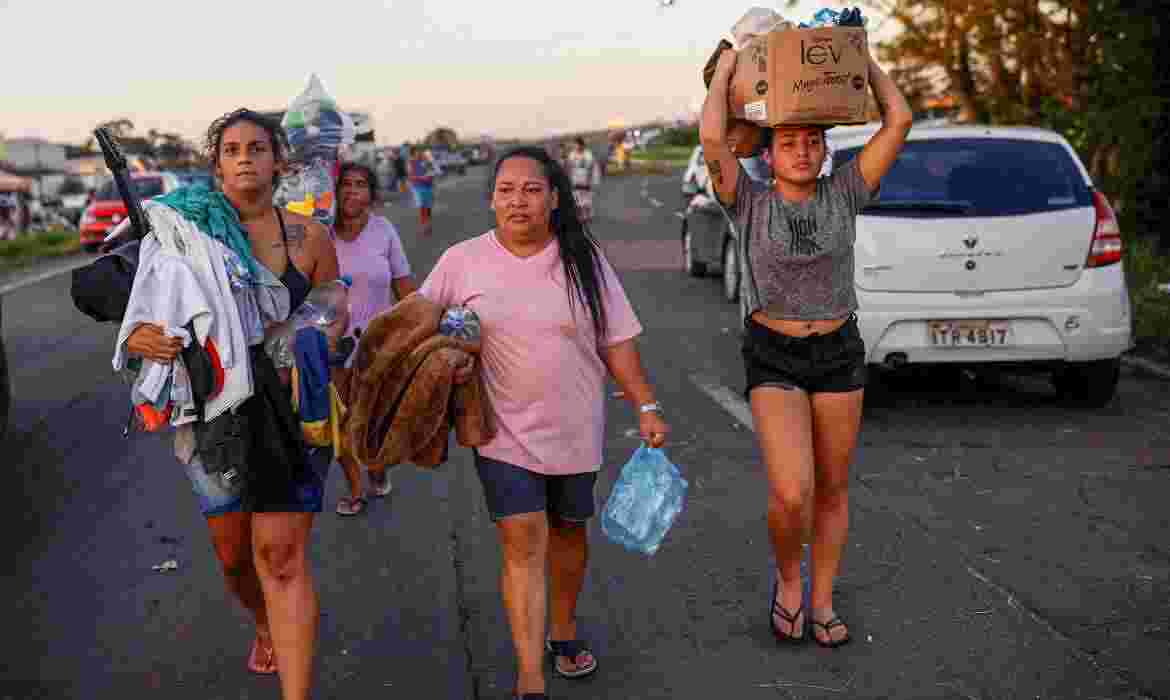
730, 158, 878, 321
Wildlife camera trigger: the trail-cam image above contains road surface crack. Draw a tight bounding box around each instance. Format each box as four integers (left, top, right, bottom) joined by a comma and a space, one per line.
450, 518, 479, 700
856, 478, 1162, 700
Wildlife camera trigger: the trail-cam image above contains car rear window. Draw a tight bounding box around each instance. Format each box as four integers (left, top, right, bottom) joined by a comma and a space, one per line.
94, 177, 165, 201
832, 138, 1092, 217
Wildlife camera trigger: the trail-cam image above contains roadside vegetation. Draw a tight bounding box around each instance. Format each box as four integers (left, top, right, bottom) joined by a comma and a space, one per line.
0, 228, 81, 270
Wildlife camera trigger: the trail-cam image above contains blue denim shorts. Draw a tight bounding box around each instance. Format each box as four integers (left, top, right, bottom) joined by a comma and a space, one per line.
183, 446, 331, 517
473, 452, 598, 523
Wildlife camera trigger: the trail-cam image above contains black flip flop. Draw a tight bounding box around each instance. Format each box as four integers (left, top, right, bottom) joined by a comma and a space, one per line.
770, 580, 806, 644
810, 615, 852, 648
545, 638, 598, 679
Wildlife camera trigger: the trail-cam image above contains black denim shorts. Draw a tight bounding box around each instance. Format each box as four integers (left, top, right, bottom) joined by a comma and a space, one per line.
742, 314, 867, 397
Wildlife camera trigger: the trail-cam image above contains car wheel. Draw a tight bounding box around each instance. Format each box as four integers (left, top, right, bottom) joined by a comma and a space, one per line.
682, 226, 707, 277
1054, 358, 1121, 408
722, 237, 740, 303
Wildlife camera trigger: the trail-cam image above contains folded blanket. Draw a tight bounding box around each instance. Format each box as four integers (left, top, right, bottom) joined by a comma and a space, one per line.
344, 294, 494, 469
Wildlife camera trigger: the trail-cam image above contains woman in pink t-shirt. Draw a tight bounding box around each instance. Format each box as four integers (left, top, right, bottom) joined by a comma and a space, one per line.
332, 163, 417, 516
420, 147, 669, 700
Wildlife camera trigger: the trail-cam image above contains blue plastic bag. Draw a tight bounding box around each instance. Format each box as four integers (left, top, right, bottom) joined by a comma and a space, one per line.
601, 444, 688, 556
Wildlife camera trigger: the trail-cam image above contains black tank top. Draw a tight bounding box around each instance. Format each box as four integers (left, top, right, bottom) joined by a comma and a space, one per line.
275, 208, 312, 310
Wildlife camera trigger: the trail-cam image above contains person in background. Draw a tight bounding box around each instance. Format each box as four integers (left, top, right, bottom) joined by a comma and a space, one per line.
331, 162, 418, 516
565, 138, 601, 225
396, 143, 410, 193
408, 146, 436, 236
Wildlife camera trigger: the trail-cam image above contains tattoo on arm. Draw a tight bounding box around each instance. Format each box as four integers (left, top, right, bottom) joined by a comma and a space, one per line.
285, 224, 307, 251
707, 160, 724, 185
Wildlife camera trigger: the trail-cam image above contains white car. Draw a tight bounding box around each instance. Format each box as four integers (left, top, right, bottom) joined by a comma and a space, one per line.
831, 123, 1132, 406
684, 125, 1133, 407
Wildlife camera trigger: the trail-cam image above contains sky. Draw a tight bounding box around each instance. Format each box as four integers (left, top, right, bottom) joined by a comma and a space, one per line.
0, 0, 896, 147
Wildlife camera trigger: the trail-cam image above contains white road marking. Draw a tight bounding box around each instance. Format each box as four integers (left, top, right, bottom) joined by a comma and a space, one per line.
648, 198, 664, 208
1122, 354, 1170, 381
689, 374, 755, 431
0, 255, 98, 296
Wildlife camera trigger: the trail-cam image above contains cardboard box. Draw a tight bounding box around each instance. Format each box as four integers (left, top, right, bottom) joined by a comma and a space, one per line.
730, 26, 871, 127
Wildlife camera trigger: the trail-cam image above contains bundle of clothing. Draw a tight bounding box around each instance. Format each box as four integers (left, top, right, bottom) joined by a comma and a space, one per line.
112, 190, 291, 430
342, 294, 495, 469
110, 186, 347, 507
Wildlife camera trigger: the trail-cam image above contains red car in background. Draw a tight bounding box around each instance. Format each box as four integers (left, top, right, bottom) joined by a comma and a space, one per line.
79, 172, 180, 252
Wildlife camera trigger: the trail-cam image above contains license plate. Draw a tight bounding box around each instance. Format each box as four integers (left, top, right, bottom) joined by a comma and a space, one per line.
928, 320, 1012, 347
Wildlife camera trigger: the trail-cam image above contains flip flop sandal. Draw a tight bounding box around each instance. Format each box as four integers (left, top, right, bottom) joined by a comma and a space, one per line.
769, 580, 806, 644
368, 471, 393, 498
810, 616, 852, 648
247, 637, 277, 675
545, 639, 598, 679
335, 496, 367, 516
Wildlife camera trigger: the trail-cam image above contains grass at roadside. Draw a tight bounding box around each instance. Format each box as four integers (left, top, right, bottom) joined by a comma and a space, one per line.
1124, 234, 1170, 354
0, 228, 81, 270
604, 161, 681, 177
631, 144, 694, 167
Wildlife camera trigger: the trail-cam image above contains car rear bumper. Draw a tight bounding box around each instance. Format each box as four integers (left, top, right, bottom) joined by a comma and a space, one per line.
858, 264, 1132, 366
80, 224, 112, 243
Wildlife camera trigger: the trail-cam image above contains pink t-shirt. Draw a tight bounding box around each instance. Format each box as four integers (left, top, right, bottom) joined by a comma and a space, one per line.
419, 231, 643, 475
334, 215, 412, 338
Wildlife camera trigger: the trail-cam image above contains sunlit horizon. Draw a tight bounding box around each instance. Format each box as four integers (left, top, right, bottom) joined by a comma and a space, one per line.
1, 0, 892, 146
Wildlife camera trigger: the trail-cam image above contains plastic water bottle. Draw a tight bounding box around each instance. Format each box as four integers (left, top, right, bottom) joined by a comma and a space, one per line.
293, 277, 352, 329
438, 306, 482, 342
601, 445, 688, 556
811, 8, 840, 26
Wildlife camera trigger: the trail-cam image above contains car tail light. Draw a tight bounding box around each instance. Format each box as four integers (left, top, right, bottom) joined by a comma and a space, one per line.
1086, 191, 1122, 268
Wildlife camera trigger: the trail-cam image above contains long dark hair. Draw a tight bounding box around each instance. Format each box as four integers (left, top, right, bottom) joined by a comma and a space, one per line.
491, 146, 609, 339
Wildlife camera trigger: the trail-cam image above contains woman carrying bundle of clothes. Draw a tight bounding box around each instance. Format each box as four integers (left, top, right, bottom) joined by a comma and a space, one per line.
117, 108, 345, 700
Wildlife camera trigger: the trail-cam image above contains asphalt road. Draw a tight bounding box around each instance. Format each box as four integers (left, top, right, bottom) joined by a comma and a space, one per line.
2, 165, 1168, 700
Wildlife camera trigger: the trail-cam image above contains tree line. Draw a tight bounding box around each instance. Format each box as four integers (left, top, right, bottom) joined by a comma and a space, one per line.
863, 0, 1169, 249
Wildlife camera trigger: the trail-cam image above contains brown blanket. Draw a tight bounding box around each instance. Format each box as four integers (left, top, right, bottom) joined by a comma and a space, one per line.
342, 294, 494, 469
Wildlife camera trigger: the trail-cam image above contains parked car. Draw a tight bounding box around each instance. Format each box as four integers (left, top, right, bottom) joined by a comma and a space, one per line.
465, 146, 490, 165
173, 171, 214, 189
685, 125, 1133, 407
834, 124, 1131, 406
1, 297, 9, 442
433, 149, 468, 176
679, 145, 771, 321
58, 178, 92, 225
78, 172, 180, 252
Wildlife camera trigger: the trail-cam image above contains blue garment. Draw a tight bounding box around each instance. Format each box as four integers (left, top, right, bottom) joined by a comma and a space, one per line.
292, 326, 332, 447
412, 185, 434, 209
156, 184, 265, 284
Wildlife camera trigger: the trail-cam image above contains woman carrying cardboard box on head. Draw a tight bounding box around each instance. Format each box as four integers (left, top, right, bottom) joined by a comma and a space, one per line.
700, 43, 911, 647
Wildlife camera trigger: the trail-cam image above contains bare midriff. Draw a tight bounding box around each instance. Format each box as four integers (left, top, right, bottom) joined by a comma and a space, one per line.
750, 311, 848, 338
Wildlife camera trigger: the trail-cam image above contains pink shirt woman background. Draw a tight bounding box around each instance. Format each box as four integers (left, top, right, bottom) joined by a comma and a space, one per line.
332, 162, 417, 516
